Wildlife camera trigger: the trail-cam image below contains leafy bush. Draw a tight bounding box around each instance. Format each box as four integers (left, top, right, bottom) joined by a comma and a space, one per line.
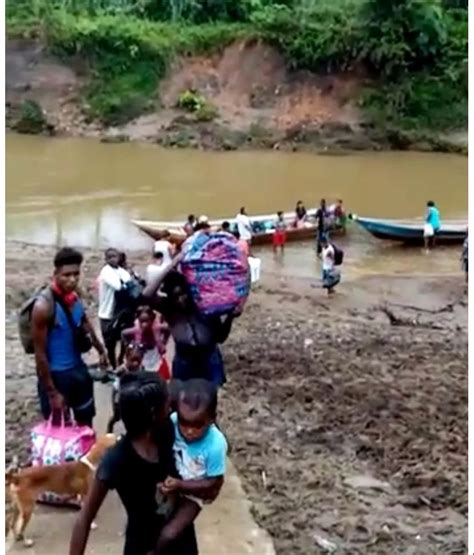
177, 89, 218, 121
6, 0, 467, 131
42, 13, 246, 123
195, 103, 218, 121
14, 100, 48, 133
177, 89, 205, 111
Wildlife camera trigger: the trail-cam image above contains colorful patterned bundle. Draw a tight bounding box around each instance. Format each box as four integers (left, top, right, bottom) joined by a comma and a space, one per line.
181, 231, 250, 315
31, 417, 96, 506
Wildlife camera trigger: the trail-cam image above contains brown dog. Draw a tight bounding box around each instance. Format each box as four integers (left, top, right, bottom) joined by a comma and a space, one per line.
6, 433, 116, 547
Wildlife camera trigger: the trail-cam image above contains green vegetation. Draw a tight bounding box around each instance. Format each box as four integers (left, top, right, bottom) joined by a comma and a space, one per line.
177, 90, 218, 121
6, 0, 467, 131
14, 100, 48, 134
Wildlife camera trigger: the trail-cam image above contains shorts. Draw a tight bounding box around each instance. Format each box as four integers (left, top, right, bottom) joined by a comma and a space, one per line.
273, 230, 287, 246
38, 363, 95, 425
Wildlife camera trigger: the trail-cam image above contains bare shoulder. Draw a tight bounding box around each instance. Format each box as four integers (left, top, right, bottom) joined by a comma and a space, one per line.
31, 294, 53, 323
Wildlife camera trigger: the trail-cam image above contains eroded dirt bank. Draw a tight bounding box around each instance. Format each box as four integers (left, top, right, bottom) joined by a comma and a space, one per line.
5, 241, 467, 553
6, 39, 467, 154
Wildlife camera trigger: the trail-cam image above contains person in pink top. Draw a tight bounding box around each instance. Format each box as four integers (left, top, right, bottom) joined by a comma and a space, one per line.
233, 230, 250, 257
121, 306, 170, 373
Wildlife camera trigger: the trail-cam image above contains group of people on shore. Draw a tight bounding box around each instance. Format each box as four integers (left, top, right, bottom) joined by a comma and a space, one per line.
28, 237, 240, 554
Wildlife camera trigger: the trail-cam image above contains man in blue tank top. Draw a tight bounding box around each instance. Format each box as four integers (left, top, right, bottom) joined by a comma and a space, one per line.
31, 248, 108, 426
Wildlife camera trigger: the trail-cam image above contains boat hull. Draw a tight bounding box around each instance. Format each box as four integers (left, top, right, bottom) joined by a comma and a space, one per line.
355, 216, 467, 245
132, 220, 344, 246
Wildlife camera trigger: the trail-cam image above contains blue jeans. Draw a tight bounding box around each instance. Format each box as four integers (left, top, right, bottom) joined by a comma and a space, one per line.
38, 363, 95, 425
172, 346, 226, 387
322, 269, 340, 290
316, 230, 328, 254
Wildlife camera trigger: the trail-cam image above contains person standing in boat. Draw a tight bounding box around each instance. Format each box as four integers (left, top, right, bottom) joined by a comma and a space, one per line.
424, 200, 441, 250
236, 207, 252, 245
315, 199, 329, 256
295, 201, 307, 228
184, 215, 196, 236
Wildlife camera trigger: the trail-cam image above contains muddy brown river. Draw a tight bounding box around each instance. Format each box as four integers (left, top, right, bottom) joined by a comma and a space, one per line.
6, 133, 467, 278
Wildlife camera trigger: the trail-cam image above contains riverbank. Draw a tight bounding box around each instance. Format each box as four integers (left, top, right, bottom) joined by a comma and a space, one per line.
5, 240, 467, 553
6, 38, 467, 155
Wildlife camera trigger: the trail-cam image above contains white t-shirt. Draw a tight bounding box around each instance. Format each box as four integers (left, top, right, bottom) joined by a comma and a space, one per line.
236, 213, 252, 241
98, 265, 131, 320
153, 240, 172, 265
146, 263, 164, 284
322, 244, 335, 272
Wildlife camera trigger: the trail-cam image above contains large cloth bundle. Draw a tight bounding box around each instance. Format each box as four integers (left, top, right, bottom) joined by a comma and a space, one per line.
31, 417, 96, 506
181, 231, 250, 315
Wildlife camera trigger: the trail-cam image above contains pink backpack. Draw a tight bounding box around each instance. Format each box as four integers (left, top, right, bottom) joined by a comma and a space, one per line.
181, 231, 250, 316
31, 416, 96, 507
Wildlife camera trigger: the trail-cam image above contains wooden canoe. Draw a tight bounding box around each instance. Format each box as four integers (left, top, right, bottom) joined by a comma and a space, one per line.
132, 208, 346, 246
354, 216, 467, 245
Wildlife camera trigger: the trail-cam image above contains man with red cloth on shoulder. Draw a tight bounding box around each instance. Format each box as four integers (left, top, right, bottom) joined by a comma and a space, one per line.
31, 247, 108, 427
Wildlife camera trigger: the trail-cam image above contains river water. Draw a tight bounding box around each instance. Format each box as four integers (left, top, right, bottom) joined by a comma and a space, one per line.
6, 133, 468, 279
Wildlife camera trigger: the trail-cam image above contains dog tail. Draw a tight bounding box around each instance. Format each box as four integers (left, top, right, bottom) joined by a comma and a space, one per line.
5, 456, 20, 486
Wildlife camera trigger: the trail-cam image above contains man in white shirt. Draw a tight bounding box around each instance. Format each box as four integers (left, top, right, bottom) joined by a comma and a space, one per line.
321, 238, 341, 296
236, 207, 252, 243
98, 248, 131, 368
153, 231, 173, 266
146, 251, 164, 284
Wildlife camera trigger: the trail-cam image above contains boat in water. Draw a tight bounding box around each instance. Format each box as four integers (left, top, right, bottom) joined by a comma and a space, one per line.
133, 209, 346, 246
353, 216, 467, 245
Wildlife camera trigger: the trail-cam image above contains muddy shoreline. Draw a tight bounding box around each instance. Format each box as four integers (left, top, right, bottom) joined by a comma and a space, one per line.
5, 240, 467, 552
6, 39, 468, 155
7, 111, 468, 156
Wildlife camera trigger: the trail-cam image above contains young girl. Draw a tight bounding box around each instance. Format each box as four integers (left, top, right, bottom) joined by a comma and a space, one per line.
107, 343, 144, 433
154, 379, 228, 552
70, 372, 200, 555
121, 306, 170, 375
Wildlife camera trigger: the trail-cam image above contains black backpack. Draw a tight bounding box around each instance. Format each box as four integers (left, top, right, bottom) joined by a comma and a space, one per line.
112, 278, 144, 334
332, 244, 344, 266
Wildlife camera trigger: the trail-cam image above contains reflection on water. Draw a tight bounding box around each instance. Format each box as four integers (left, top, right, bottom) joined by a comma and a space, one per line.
7, 206, 150, 250
6, 133, 467, 278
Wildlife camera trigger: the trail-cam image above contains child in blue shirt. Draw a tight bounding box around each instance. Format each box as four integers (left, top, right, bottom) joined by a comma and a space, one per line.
154, 379, 228, 553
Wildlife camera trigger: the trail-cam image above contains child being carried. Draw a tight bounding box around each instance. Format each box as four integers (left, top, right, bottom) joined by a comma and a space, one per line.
154, 379, 228, 552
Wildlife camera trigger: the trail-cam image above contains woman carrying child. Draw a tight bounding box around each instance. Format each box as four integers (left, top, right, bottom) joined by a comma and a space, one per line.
70, 372, 212, 555
154, 378, 228, 552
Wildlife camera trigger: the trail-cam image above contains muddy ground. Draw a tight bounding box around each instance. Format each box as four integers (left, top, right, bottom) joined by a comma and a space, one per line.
5, 240, 467, 553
